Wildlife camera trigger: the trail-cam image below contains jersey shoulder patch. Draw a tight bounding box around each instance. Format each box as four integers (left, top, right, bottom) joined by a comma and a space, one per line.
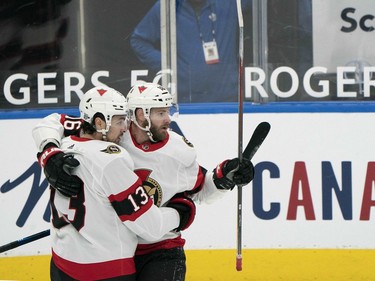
166, 131, 197, 167
182, 136, 194, 148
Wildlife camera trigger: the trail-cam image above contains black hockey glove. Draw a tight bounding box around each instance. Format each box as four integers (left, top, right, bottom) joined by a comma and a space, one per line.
38, 144, 83, 197
213, 158, 254, 190
166, 193, 196, 232
232, 159, 254, 186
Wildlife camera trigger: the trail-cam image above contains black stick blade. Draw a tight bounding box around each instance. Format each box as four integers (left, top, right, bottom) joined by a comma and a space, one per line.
243, 122, 271, 160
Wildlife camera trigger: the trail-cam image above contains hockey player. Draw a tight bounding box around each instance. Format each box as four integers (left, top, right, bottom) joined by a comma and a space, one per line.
32, 82, 254, 281
40, 86, 195, 281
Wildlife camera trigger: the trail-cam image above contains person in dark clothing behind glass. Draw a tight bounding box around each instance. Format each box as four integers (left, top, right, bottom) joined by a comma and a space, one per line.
130, 0, 251, 103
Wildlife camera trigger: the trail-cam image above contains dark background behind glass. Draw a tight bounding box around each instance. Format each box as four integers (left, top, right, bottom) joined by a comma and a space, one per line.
0, 0, 372, 110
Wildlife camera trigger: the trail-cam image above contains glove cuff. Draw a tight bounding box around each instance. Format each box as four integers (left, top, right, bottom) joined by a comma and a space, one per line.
168, 197, 196, 232
38, 147, 62, 167
213, 160, 229, 179
213, 160, 235, 190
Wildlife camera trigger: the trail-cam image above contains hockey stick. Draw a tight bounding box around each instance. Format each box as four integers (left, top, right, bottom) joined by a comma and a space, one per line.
234, 121, 270, 270
243, 121, 271, 161
236, 0, 245, 271
0, 229, 50, 253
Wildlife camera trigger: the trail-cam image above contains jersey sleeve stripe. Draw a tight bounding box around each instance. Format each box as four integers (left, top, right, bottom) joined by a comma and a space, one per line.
108, 178, 143, 202
108, 179, 153, 222
188, 165, 206, 194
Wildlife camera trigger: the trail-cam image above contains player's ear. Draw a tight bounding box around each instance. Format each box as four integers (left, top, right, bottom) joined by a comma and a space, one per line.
94, 116, 106, 130
135, 108, 145, 121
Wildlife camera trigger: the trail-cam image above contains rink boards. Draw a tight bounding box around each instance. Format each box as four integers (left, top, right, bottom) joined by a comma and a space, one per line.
1, 105, 375, 280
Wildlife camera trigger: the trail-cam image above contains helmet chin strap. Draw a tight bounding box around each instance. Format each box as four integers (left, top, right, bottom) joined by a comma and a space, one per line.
95, 124, 110, 141
133, 116, 157, 142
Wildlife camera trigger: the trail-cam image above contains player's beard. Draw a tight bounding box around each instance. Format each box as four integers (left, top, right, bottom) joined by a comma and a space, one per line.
141, 119, 169, 142
150, 125, 168, 142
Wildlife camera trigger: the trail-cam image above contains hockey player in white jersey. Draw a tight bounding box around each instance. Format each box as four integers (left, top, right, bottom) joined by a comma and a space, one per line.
38, 86, 196, 281
32, 82, 254, 281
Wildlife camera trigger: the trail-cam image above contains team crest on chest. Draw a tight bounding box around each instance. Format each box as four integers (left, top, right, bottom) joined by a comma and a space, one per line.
101, 145, 121, 154
143, 177, 163, 207
135, 169, 163, 206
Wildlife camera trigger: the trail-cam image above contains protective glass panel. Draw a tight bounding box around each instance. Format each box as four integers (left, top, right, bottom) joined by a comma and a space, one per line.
0, 0, 156, 110
249, 0, 375, 102
164, 0, 375, 103
1, 0, 374, 110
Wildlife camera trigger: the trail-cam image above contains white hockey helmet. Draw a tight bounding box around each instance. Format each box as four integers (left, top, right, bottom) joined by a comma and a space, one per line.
127, 82, 173, 117
79, 86, 128, 135
126, 82, 175, 141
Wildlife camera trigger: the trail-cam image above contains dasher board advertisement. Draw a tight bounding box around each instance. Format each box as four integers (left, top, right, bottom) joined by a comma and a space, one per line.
1, 112, 375, 257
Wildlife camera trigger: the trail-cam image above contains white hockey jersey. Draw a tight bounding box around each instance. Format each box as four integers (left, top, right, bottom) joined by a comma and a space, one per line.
119, 128, 227, 251
32, 113, 227, 255
50, 135, 179, 280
